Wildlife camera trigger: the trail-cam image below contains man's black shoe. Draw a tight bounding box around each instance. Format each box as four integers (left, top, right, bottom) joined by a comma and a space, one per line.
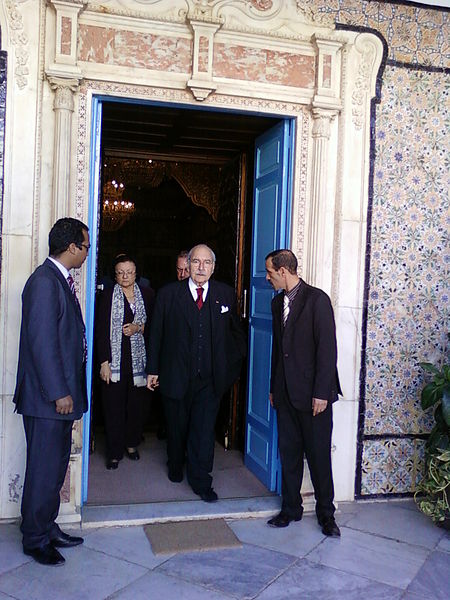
24, 544, 65, 566
50, 530, 84, 548
321, 518, 341, 537
126, 449, 140, 461
106, 459, 119, 470
168, 468, 183, 483
198, 488, 218, 503
267, 511, 302, 528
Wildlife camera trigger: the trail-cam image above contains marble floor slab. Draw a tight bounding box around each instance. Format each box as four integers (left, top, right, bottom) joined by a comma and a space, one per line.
255, 559, 404, 600
306, 526, 429, 589
0, 546, 147, 600
228, 514, 325, 558
111, 571, 232, 600
0, 523, 32, 576
156, 544, 296, 600
83, 524, 173, 569
405, 550, 450, 600
342, 502, 445, 549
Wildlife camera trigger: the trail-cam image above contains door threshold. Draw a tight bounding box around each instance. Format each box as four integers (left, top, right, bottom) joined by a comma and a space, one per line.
81, 495, 317, 528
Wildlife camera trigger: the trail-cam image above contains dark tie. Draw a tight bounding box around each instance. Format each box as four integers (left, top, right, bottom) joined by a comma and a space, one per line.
196, 287, 203, 310
67, 273, 87, 362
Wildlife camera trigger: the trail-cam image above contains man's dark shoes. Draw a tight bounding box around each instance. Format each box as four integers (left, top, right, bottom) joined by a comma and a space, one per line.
321, 518, 341, 537
267, 511, 302, 528
198, 488, 218, 503
168, 467, 183, 483
126, 449, 140, 460
106, 459, 119, 470
50, 530, 84, 548
24, 544, 65, 566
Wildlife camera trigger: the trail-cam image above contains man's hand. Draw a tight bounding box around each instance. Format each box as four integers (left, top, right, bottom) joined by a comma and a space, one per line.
147, 374, 159, 391
100, 361, 112, 384
312, 397, 328, 416
55, 395, 73, 415
269, 393, 274, 407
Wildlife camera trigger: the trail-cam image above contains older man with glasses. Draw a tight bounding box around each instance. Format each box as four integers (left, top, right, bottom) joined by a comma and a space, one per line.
147, 244, 246, 502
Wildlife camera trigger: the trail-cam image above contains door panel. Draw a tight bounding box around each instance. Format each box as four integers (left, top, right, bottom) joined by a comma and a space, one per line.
244, 120, 293, 491
82, 97, 103, 503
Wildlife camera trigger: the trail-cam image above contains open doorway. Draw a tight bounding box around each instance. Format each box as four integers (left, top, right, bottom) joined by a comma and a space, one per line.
86, 101, 283, 505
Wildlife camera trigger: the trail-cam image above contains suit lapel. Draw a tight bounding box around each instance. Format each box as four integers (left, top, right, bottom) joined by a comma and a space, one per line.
45, 259, 82, 319
176, 279, 195, 329
207, 280, 221, 340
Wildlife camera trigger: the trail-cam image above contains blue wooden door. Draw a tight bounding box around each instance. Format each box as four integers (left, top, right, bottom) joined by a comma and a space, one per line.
244, 120, 293, 491
82, 97, 103, 503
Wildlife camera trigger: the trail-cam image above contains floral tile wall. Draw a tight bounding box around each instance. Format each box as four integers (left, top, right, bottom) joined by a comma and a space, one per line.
307, 1, 449, 495
312, 0, 449, 68
360, 64, 449, 495
360, 438, 426, 495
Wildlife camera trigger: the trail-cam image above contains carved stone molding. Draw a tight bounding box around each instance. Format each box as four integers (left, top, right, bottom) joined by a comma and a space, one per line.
187, 17, 222, 101
305, 107, 337, 288
4, 0, 30, 90
47, 75, 82, 221
352, 33, 380, 130
48, 75, 80, 110
311, 107, 336, 140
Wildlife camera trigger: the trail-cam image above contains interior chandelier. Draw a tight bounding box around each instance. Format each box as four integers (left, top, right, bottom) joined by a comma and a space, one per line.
102, 179, 135, 231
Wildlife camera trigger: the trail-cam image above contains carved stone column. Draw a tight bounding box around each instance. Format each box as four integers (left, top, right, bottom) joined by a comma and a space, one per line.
47, 76, 80, 221
305, 108, 337, 288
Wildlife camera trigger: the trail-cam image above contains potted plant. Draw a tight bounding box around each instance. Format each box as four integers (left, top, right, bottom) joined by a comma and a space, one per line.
414, 358, 450, 528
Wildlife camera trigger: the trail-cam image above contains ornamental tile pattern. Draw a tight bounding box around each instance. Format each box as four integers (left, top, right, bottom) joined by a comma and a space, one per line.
360, 65, 449, 494
313, 0, 449, 68
361, 438, 426, 495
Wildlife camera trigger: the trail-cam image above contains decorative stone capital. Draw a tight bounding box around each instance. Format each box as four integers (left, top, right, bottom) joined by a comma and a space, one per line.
47, 75, 81, 111
311, 108, 337, 140
47, 0, 86, 75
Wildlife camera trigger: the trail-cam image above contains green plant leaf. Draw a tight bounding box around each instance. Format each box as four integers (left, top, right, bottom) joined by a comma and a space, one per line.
422, 383, 441, 409
420, 362, 441, 376
443, 365, 450, 382
442, 385, 450, 427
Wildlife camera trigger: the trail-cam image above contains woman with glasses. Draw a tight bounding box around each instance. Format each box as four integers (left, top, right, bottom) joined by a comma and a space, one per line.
96, 254, 155, 470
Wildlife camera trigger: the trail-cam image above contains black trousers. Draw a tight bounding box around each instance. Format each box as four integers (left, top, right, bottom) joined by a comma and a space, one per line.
276, 394, 335, 522
21, 416, 73, 550
163, 377, 220, 493
101, 373, 148, 460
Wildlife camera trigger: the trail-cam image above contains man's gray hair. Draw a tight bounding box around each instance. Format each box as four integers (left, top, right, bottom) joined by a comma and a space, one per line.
188, 244, 216, 263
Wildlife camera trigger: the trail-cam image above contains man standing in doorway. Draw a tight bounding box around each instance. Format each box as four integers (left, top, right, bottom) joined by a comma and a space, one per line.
14, 218, 90, 565
147, 244, 246, 502
176, 250, 190, 281
265, 249, 341, 536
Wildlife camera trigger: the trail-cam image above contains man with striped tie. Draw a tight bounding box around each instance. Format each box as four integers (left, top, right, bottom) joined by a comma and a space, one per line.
14, 218, 90, 565
265, 249, 342, 537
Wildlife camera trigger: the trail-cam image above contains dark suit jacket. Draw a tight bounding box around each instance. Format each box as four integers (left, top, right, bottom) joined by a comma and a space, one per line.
13, 258, 88, 420
147, 279, 246, 400
270, 279, 342, 410
95, 284, 155, 367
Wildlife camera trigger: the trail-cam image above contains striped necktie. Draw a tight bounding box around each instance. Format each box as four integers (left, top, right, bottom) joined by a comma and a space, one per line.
283, 294, 290, 326
196, 287, 203, 310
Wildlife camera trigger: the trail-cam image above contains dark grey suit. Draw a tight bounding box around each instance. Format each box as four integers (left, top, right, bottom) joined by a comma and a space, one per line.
148, 278, 246, 492
270, 280, 341, 521
14, 259, 88, 549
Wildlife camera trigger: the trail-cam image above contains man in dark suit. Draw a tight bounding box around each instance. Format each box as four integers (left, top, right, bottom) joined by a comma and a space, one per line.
147, 244, 246, 502
14, 218, 90, 565
265, 249, 342, 536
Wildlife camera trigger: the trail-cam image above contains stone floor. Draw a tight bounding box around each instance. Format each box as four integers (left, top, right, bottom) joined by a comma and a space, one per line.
0, 499, 449, 599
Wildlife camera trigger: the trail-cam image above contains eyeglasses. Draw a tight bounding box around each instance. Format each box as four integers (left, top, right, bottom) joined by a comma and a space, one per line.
115, 270, 136, 277
78, 243, 91, 253
190, 258, 213, 267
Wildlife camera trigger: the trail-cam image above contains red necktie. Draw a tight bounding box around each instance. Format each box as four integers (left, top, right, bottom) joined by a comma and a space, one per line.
196, 287, 203, 310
